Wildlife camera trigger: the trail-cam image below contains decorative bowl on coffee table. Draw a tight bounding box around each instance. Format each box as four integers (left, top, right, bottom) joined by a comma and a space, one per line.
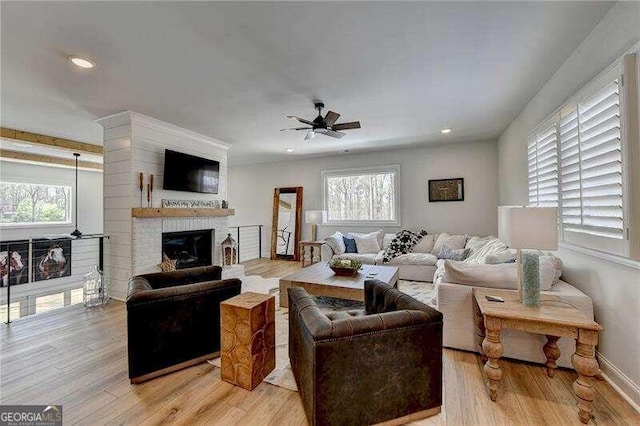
328, 259, 362, 276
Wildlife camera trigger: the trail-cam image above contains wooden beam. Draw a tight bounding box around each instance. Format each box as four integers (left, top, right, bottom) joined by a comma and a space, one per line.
1, 127, 103, 155
0, 149, 103, 170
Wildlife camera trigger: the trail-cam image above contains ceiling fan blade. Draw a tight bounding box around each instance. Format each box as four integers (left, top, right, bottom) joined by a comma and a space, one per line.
321, 130, 346, 139
331, 121, 361, 131
304, 130, 316, 140
287, 115, 314, 126
280, 127, 312, 131
324, 111, 341, 126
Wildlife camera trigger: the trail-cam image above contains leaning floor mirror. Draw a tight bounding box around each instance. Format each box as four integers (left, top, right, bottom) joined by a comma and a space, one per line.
270, 187, 303, 261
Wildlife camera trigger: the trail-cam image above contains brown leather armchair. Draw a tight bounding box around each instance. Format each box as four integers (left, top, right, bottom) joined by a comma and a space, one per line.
288, 279, 443, 425
126, 265, 241, 383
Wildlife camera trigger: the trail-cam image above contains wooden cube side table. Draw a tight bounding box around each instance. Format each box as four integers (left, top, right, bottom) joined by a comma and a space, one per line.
220, 292, 276, 390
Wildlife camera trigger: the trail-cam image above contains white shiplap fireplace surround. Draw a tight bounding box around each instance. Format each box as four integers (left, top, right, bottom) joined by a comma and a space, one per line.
97, 111, 230, 300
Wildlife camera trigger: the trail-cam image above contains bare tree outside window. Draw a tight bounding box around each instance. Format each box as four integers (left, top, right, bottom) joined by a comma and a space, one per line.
324, 168, 397, 223
0, 182, 71, 225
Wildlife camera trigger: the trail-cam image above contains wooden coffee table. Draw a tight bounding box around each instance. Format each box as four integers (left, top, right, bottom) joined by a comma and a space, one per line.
279, 262, 399, 308
473, 288, 602, 424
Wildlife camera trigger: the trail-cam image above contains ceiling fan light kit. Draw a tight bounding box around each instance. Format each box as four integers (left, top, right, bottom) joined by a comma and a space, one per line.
281, 101, 361, 140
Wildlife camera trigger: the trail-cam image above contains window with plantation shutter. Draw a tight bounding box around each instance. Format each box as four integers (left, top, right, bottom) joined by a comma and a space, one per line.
560, 77, 624, 239
527, 121, 559, 208
527, 60, 633, 257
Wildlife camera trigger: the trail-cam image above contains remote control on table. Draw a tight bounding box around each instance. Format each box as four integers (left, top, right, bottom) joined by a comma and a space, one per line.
485, 295, 505, 303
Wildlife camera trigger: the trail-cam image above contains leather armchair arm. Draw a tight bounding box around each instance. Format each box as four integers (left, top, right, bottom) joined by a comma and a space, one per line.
126, 278, 241, 305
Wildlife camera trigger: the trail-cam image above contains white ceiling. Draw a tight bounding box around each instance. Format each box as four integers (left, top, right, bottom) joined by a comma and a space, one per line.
1, 2, 613, 165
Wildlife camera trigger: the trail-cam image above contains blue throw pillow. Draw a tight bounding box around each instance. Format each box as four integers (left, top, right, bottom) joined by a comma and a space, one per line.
343, 237, 358, 253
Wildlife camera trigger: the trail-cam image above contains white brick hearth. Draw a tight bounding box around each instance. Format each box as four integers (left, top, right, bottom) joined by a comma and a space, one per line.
97, 111, 230, 300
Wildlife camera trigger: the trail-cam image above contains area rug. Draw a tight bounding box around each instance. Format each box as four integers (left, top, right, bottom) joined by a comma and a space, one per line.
208, 275, 436, 391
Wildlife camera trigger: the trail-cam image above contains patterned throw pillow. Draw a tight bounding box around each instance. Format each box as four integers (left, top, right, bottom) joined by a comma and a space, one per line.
438, 246, 471, 261
382, 230, 428, 263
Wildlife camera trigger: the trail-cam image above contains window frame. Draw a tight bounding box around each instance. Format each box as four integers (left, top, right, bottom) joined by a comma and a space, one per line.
322, 164, 401, 227
0, 179, 73, 228
527, 60, 632, 258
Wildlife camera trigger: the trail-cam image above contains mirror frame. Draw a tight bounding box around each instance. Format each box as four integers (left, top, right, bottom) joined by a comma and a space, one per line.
270, 186, 303, 261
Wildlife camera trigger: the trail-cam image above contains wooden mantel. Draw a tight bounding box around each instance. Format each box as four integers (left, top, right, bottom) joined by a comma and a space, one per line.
132, 208, 235, 218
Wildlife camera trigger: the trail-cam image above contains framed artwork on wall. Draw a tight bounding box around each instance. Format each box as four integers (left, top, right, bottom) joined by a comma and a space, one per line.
428, 178, 464, 202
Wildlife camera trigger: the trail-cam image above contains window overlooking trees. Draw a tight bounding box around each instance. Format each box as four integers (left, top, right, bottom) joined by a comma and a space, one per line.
323, 166, 399, 225
0, 182, 71, 225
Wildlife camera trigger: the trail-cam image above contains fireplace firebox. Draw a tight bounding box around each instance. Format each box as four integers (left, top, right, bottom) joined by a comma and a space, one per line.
161, 230, 213, 270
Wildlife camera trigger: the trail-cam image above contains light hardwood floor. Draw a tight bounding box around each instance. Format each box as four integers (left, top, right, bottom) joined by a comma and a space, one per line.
0, 258, 637, 425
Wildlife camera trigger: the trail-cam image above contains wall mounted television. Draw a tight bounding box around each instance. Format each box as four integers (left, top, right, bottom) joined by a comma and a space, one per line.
162, 149, 220, 194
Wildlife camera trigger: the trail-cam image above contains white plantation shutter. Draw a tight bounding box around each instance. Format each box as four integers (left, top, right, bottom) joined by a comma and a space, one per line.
560, 78, 624, 239
527, 121, 559, 208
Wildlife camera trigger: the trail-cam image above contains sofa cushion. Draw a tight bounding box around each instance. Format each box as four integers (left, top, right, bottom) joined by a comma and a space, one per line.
485, 251, 516, 264
382, 233, 395, 250
333, 253, 378, 265
325, 231, 346, 255
431, 233, 467, 255
348, 230, 385, 249
353, 233, 381, 254
386, 253, 438, 266
413, 234, 436, 253
443, 256, 562, 290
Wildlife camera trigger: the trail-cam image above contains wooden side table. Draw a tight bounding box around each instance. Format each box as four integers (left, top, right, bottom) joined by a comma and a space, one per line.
299, 240, 325, 267
473, 288, 602, 424
220, 292, 276, 390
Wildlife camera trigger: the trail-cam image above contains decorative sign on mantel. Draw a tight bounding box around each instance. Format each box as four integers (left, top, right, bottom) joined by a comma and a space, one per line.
162, 199, 221, 208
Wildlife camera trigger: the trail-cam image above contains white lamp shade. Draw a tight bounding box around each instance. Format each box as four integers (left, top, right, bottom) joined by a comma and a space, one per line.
498, 206, 558, 250
305, 210, 327, 225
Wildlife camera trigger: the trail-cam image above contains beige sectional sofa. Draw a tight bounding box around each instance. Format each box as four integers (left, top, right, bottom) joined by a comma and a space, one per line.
322, 229, 596, 369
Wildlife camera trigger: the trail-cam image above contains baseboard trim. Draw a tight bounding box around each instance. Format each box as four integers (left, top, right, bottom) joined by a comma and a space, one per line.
597, 351, 640, 413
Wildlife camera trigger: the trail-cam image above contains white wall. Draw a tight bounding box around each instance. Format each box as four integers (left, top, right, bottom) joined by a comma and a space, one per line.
229, 139, 499, 256
497, 2, 640, 407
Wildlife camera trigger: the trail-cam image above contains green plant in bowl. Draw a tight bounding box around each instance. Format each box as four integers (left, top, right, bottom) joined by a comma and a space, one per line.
329, 258, 363, 276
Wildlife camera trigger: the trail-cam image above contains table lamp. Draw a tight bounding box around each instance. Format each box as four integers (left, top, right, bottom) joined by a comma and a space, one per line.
305, 210, 327, 241
498, 206, 558, 307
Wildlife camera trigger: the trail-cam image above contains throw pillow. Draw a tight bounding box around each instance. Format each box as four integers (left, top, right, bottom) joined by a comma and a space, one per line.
325, 231, 346, 255
382, 229, 427, 263
438, 246, 470, 261
343, 237, 358, 253
353, 234, 380, 254
431, 233, 467, 255
158, 254, 177, 272
413, 234, 435, 253
349, 230, 385, 249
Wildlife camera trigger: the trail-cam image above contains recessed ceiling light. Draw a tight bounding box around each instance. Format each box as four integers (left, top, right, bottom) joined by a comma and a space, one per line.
12, 142, 33, 148
441, 128, 452, 134
69, 56, 95, 69
285, 148, 294, 153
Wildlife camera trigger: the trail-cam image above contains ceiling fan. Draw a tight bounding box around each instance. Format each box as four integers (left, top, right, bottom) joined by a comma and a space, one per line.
280, 102, 361, 140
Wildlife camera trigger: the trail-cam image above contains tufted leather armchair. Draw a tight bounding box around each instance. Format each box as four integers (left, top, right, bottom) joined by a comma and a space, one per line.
288, 279, 443, 425
126, 265, 241, 383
